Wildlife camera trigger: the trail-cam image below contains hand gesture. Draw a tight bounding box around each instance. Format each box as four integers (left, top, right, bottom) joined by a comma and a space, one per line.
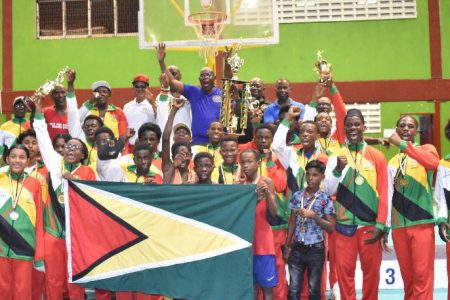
313, 83, 327, 99
173, 152, 187, 168
66, 69, 76, 85
439, 223, 450, 243
256, 180, 269, 200
364, 227, 383, 244
388, 132, 402, 147
335, 155, 348, 172
125, 128, 135, 140
172, 97, 185, 110
145, 88, 156, 103
30, 94, 44, 113
378, 138, 390, 149
250, 109, 263, 124
299, 208, 317, 219
286, 106, 301, 122
156, 42, 166, 63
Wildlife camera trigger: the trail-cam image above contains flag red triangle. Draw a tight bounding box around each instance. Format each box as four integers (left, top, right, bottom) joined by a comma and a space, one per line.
68, 183, 147, 279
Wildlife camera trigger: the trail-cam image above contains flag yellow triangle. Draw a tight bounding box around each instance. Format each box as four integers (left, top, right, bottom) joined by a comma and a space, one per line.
67, 182, 251, 283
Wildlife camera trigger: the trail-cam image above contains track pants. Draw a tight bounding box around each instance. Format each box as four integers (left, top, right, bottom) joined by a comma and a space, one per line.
335, 225, 382, 300
0, 256, 33, 300
392, 223, 434, 300
44, 232, 85, 300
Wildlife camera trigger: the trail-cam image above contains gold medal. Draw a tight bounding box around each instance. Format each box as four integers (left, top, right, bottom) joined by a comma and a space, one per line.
300, 226, 306, 233
9, 211, 19, 221
355, 176, 364, 185
399, 178, 408, 187
58, 194, 65, 204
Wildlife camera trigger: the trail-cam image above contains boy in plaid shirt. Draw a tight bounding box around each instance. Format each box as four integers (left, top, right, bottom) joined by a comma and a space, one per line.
283, 160, 334, 300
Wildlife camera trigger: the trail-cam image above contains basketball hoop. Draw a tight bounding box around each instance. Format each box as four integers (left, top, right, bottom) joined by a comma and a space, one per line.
188, 11, 227, 64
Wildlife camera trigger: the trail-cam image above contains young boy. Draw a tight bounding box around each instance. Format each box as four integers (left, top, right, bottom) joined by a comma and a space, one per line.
239, 149, 278, 300
193, 152, 215, 184
283, 160, 334, 300
192, 121, 224, 167
211, 136, 240, 184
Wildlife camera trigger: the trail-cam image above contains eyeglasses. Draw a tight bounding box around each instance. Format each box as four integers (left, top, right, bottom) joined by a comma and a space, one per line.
134, 85, 147, 89
64, 144, 82, 151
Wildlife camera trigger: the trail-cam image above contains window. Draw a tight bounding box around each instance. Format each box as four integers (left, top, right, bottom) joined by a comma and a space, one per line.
276, 0, 416, 23
330, 102, 381, 133
36, 0, 139, 39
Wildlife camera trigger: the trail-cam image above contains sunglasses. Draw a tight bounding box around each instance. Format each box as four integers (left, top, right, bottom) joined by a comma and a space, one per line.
134, 84, 148, 89
64, 144, 82, 151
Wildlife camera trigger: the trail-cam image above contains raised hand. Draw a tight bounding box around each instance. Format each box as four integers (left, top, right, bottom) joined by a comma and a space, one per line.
172, 97, 185, 110
286, 106, 301, 121
336, 155, 348, 172
156, 42, 166, 63
388, 132, 402, 147
66, 69, 76, 85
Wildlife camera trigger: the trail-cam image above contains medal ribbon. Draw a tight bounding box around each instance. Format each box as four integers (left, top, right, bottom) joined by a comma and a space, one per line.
9, 171, 26, 214
345, 142, 366, 181
300, 190, 319, 241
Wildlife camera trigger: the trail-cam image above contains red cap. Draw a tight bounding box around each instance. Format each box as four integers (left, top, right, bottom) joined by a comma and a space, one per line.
132, 74, 149, 85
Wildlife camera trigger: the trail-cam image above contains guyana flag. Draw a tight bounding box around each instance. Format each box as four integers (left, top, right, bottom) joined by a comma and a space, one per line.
65, 180, 256, 299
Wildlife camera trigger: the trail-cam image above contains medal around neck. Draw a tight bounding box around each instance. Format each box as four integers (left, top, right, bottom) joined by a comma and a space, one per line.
10, 210, 19, 221
355, 175, 364, 185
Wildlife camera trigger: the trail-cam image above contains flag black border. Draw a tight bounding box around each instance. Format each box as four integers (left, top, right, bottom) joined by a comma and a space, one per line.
68, 181, 148, 282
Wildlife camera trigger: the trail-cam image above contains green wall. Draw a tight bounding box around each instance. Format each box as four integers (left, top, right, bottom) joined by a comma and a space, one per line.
12, 0, 430, 90
7, 1, 449, 156
441, 1, 450, 78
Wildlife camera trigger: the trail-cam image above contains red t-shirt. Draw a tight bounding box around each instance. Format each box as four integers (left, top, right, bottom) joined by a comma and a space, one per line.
43, 106, 68, 142
253, 177, 275, 255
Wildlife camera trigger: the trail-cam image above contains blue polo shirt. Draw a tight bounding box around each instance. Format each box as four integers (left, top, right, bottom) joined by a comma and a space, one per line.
183, 84, 222, 145
263, 98, 305, 123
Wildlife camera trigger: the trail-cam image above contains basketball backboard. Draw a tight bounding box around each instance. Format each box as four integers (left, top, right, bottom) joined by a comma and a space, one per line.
138, 0, 279, 49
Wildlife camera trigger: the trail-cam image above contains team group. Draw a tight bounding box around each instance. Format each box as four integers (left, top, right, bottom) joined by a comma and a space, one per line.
0, 44, 449, 300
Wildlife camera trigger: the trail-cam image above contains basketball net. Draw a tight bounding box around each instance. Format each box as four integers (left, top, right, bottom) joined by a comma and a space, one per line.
188, 11, 227, 71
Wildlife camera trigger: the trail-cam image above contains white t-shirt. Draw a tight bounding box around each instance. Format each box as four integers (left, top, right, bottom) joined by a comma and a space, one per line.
123, 98, 157, 145
156, 93, 192, 150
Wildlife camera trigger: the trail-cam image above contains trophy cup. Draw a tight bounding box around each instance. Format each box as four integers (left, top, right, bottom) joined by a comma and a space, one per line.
314, 50, 332, 83
227, 44, 244, 81
25, 66, 69, 111
221, 44, 251, 135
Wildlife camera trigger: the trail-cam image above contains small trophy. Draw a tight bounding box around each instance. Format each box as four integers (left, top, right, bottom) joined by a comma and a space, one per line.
314, 50, 331, 83
227, 44, 244, 80
26, 66, 69, 111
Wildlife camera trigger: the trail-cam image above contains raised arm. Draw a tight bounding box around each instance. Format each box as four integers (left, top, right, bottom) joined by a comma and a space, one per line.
65, 70, 86, 141
156, 43, 184, 93
329, 81, 346, 145
32, 96, 62, 173
162, 98, 185, 173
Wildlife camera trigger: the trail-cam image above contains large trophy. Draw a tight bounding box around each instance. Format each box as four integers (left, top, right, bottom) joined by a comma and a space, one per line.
221, 44, 251, 134
314, 50, 332, 83
25, 66, 69, 111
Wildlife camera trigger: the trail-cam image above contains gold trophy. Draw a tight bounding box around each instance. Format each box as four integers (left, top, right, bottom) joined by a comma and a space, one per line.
221, 44, 251, 134
314, 50, 331, 83
227, 44, 244, 81
25, 66, 69, 111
